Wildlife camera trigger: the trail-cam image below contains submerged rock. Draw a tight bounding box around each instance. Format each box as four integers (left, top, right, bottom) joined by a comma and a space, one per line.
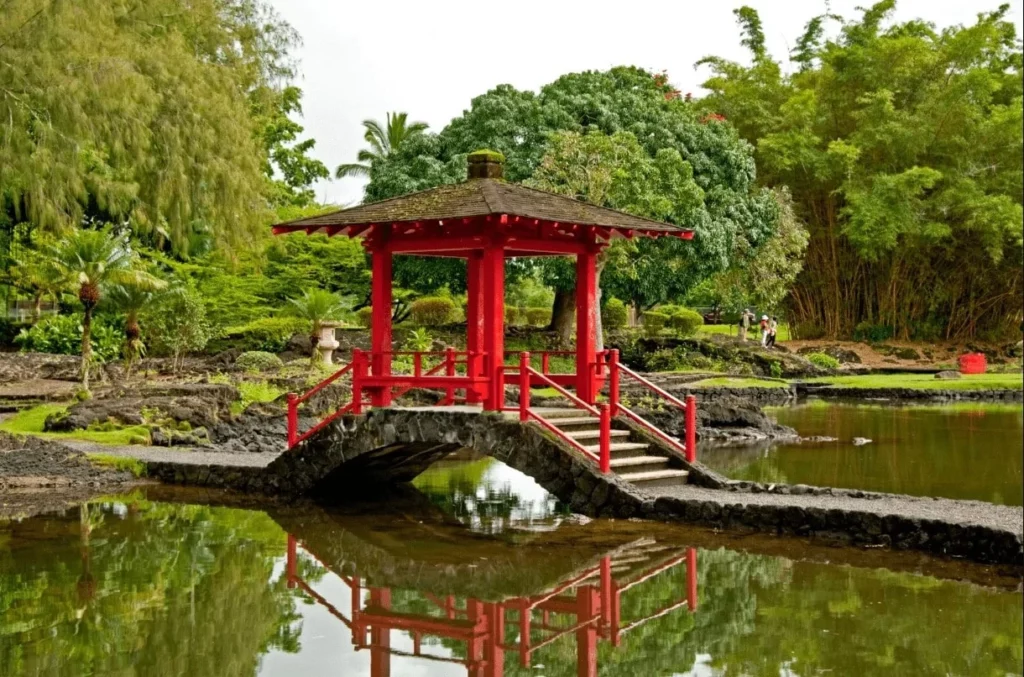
852, 437, 872, 446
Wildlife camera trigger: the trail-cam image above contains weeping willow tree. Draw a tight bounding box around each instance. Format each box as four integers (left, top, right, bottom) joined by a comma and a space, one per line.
0, 0, 308, 255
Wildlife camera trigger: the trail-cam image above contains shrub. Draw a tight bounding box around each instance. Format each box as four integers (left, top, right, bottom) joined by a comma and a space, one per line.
211, 316, 305, 353
233, 380, 285, 415
602, 298, 628, 329
792, 321, 825, 340
769, 360, 783, 378
646, 348, 684, 372
356, 307, 373, 328
665, 308, 704, 337
15, 314, 121, 363
806, 352, 840, 370
409, 297, 458, 326
524, 307, 551, 326
235, 351, 284, 372
641, 311, 670, 336
505, 306, 523, 325
853, 321, 894, 343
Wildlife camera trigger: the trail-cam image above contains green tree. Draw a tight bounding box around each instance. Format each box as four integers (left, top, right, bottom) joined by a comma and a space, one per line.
699, 2, 1024, 339
9, 244, 66, 320
0, 0, 301, 254
103, 279, 164, 374
335, 112, 429, 179
143, 283, 212, 371
365, 67, 778, 328
257, 86, 330, 207
46, 229, 163, 389
287, 289, 350, 361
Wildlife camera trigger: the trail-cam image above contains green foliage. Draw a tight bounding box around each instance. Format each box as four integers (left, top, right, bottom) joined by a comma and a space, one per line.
504, 306, 523, 325
409, 296, 458, 326
806, 352, 841, 370
336, 112, 429, 179
0, 0, 301, 252
143, 284, 212, 364
524, 307, 552, 326
642, 311, 670, 337
664, 307, 705, 337
286, 288, 351, 357
700, 4, 1023, 339
210, 316, 304, 353
769, 360, 784, 378
602, 298, 629, 329
235, 351, 284, 372
15, 315, 120, 363
234, 380, 285, 414
853, 322, 895, 343
86, 454, 146, 477
793, 321, 825, 340
355, 307, 373, 328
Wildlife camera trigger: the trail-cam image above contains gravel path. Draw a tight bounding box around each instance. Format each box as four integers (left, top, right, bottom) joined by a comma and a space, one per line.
59, 440, 281, 468
651, 484, 1024, 536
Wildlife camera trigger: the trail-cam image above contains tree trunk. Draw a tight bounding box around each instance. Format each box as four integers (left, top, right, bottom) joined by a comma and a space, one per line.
81, 307, 93, 391
548, 288, 574, 347
32, 293, 42, 321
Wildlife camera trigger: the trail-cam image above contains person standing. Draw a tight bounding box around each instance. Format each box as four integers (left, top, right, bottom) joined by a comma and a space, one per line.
766, 316, 779, 349
759, 315, 770, 347
739, 309, 753, 341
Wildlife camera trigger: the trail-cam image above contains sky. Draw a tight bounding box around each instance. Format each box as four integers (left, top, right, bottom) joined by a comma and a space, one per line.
267, 0, 1024, 207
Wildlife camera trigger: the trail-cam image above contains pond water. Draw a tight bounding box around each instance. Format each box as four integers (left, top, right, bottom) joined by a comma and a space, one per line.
1, 456, 1021, 676
701, 401, 1024, 506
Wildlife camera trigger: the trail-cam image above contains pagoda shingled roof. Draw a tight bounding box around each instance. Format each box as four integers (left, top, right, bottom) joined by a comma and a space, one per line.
272, 178, 692, 238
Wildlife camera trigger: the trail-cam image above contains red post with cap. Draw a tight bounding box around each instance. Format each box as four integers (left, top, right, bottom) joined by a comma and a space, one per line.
685, 395, 697, 463
519, 352, 531, 422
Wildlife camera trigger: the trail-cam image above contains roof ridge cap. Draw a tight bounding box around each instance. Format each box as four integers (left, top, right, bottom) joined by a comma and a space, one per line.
500, 181, 686, 231
477, 179, 505, 214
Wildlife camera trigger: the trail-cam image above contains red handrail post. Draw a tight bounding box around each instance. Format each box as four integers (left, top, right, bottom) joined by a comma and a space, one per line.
519, 352, 531, 422
286, 393, 298, 448
351, 350, 365, 415
286, 534, 297, 588
608, 349, 620, 418
685, 395, 697, 463
414, 352, 422, 378
599, 404, 611, 474
542, 352, 550, 375
444, 346, 456, 405
686, 548, 698, 611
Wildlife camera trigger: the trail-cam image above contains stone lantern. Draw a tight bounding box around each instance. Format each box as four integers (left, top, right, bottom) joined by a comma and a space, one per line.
317, 322, 342, 364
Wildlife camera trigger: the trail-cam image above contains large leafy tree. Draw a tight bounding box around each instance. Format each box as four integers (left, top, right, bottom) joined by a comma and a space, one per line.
364, 67, 778, 325
335, 112, 429, 179
699, 2, 1023, 339
0, 0, 308, 254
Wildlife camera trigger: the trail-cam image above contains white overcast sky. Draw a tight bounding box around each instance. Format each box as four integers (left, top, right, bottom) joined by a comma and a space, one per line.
267, 0, 1024, 206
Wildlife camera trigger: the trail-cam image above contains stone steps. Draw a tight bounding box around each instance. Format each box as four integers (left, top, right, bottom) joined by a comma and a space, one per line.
564, 428, 632, 441
610, 455, 676, 474
616, 468, 690, 488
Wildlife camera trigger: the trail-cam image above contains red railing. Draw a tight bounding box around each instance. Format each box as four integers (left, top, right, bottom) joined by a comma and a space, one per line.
604, 349, 696, 463
513, 351, 611, 473
286, 351, 368, 447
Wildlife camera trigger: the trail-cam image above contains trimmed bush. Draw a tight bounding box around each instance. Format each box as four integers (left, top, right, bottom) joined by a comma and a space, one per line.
356, 307, 373, 328
666, 307, 704, 337
505, 306, 524, 325
524, 307, 551, 326
602, 298, 628, 329
235, 351, 284, 372
410, 296, 458, 326
641, 311, 670, 336
211, 316, 305, 353
806, 352, 840, 370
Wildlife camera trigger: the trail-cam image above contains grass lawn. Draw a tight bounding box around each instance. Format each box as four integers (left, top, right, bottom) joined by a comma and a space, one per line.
690, 377, 790, 389
700, 322, 792, 342
85, 453, 147, 477
803, 372, 1023, 391
0, 403, 152, 445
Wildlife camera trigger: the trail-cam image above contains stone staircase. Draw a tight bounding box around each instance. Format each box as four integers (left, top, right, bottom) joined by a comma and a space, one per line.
532, 408, 690, 488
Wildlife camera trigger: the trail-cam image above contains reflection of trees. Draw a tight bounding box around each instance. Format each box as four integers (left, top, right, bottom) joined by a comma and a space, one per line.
0, 497, 303, 676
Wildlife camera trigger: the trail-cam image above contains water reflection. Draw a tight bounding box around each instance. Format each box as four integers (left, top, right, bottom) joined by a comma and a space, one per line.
1, 478, 1021, 676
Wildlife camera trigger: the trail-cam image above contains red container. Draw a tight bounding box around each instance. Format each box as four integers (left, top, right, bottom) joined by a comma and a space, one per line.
958, 353, 987, 374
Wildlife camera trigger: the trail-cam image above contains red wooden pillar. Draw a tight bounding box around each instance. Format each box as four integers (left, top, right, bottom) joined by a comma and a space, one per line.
575, 586, 599, 677
466, 599, 486, 677
369, 588, 392, 677
370, 235, 393, 407
485, 602, 505, 677
575, 243, 598, 404
482, 240, 505, 411
466, 251, 485, 404
285, 535, 297, 589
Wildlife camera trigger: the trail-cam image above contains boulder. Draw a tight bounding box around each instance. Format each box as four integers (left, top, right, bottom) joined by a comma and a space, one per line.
934, 370, 962, 380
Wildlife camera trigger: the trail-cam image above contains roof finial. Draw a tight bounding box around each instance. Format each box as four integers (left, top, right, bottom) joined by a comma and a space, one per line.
467, 149, 505, 180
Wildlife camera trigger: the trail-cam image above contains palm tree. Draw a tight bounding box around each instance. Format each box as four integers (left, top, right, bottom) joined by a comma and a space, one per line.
47, 229, 164, 390
104, 278, 166, 375
335, 112, 428, 179
287, 289, 350, 362
11, 251, 67, 320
